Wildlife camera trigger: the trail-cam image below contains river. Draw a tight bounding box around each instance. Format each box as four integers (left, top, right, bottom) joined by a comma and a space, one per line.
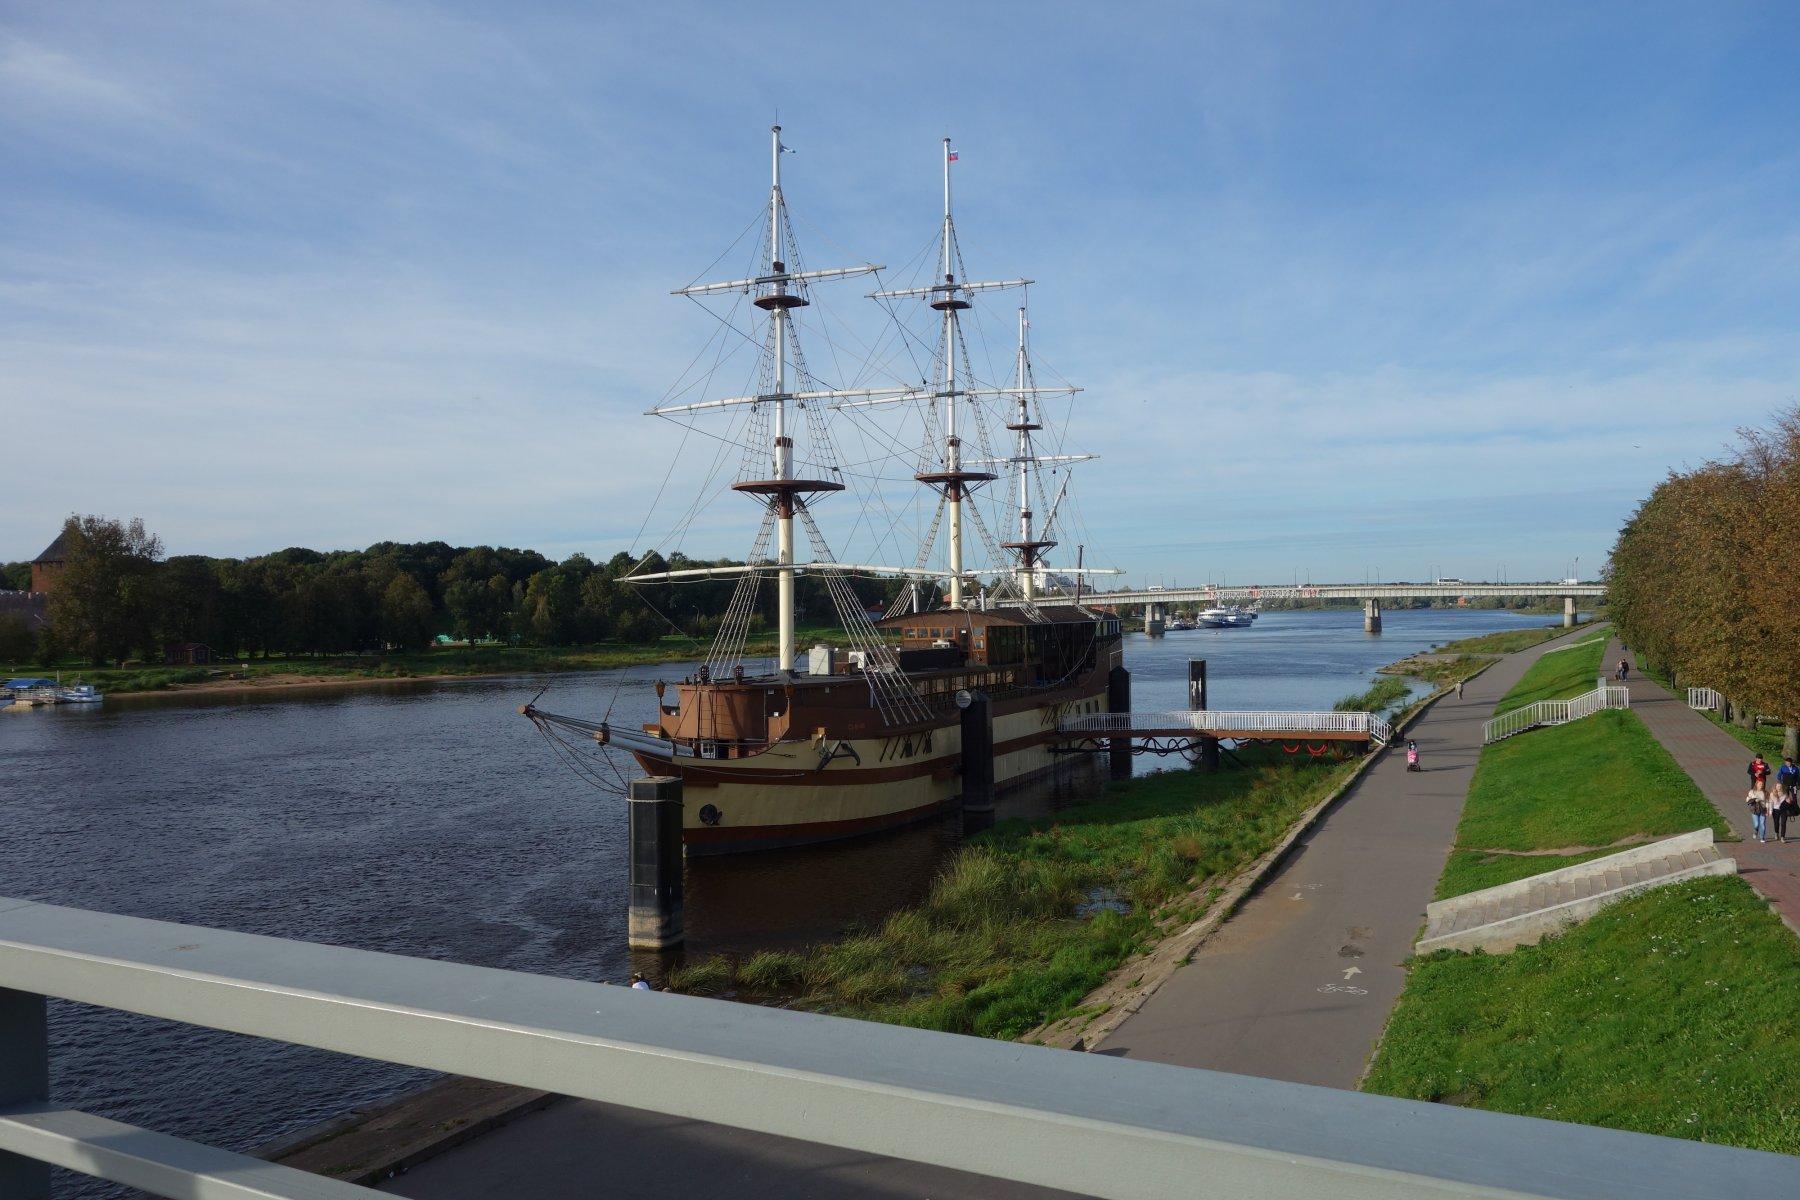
0, 606, 1563, 1197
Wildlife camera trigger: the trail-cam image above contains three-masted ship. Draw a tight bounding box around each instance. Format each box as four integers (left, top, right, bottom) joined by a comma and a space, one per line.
526, 129, 1123, 853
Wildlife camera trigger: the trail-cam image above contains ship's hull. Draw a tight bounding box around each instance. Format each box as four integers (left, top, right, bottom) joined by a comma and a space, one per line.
631, 678, 1113, 854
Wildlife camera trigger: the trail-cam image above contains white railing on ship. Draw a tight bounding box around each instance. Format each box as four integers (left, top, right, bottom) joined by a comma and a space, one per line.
1061, 710, 1394, 744
1482, 684, 1630, 744
1688, 687, 1723, 711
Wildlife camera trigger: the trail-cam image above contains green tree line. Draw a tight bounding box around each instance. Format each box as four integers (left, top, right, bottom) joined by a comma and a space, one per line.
1608, 407, 1800, 738
2, 515, 894, 666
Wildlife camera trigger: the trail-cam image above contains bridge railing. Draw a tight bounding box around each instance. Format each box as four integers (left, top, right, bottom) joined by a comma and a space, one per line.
0, 897, 1794, 1200
1061, 710, 1393, 744
1483, 684, 1629, 744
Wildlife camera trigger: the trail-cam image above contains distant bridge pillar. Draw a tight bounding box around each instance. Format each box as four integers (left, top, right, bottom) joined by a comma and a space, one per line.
1145, 602, 1165, 637
1363, 598, 1382, 634
1563, 596, 1577, 627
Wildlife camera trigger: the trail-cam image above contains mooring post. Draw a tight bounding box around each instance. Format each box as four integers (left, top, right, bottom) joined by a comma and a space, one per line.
1107, 664, 1132, 779
627, 776, 684, 951
0, 987, 49, 1199
1188, 658, 1220, 772
959, 691, 995, 834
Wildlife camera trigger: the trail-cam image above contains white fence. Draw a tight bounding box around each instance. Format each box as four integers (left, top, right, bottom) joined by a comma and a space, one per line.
1061, 710, 1395, 745
1483, 685, 1630, 744
1688, 687, 1723, 712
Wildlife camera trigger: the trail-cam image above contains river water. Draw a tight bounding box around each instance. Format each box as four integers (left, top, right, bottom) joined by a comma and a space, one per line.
0, 607, 1561, 1196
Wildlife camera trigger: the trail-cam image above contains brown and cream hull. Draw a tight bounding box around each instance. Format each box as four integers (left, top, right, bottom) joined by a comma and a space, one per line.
632, 683, 1112, 854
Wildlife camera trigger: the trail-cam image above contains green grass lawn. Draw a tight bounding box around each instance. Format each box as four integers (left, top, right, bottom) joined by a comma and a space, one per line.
1494, 632, 1609, 710
1446, 709, 1725, 868
672, 748, 1358, 1039
1364, 876, 1800, 1154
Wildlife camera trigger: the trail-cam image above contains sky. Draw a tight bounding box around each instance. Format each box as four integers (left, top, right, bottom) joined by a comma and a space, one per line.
3, 1, 1797, 585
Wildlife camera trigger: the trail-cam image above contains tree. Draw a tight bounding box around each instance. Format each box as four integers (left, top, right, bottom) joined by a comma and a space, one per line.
0, 614, 35, 663
46, 515, 164, 664
0, 562, 29, 591
381, 573, 436, 650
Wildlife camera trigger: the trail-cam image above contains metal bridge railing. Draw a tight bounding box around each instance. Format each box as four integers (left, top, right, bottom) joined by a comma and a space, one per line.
1688, 687, 1723, 712
1061, 710, 1394, 744
1482, 685, 1630, 744
0, 897, 1794, 1199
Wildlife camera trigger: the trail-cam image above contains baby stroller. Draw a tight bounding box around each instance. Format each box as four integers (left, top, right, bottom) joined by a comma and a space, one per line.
1405, 741, 1420, 772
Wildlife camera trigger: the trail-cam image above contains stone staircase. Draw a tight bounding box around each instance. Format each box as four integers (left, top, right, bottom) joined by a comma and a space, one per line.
1417, 829, 1735, 955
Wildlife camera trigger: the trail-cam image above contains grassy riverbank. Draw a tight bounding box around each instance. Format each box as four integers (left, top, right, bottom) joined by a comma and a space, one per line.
1436, 710, 1727, 897
1381, 620, 1598, 688
2, 628, 842, 695
1366, 876, 1800, 1153
1492, 630, 1609, 709
671, 749, 1358, 1038
1364, 640, 1792, 1154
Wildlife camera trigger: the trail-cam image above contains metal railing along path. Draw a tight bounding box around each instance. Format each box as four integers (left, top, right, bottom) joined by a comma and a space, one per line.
1061, 709, 1394, 744
1688, 687, 1723, 712
1483, 685, 1630, 744
0, 897, 1796, 1199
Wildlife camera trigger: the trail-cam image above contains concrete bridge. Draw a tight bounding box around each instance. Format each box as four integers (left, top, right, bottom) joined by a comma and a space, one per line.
1039, 581, 1606, 633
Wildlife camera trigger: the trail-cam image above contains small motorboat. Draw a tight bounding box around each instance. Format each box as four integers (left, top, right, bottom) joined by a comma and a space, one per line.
59, 684, 103, 704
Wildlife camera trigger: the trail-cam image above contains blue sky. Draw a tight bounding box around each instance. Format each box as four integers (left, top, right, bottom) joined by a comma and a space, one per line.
3, 2, 1796, 584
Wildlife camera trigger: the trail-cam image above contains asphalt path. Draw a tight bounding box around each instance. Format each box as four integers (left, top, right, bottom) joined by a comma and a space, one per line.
1094, 625, 1598, 1087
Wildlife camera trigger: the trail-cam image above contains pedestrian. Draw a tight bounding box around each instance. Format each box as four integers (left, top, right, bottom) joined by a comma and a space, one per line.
1774, 782, 1794, 845
1748, 753, 1770, 794
1777, 759, 1800, 844
1616, 658, 1630, 682
1405, 740, 1420, 772
1748, 785, 1772, 843
1455, 679, 1464, 699
630, 972, 651, 991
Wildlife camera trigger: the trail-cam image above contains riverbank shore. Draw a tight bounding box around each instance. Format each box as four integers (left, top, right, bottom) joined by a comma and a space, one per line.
28, 636, 808, 700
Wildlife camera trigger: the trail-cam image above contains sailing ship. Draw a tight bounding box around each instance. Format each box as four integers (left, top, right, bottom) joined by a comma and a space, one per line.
525, 129, 1122, 853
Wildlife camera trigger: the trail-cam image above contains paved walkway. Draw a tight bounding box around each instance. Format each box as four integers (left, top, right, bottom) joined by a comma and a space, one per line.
1614, 641, 1800, 925
1093, 627, 1594, 1088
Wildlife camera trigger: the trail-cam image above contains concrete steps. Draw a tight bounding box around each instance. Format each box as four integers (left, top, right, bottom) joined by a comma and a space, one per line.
1417, 829, 1735, 955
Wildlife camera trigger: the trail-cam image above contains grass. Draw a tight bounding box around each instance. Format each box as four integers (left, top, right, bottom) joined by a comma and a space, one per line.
1448, 709, 1725, 863
1431, 621, 1594, 658
669, 748, 1359, 1038
1494, 631, 1609, 710
1333, 676, 1413, 714
1364, 876, 1800, 1154
1, 625, 845, 693
1366, 622, 1795, 1156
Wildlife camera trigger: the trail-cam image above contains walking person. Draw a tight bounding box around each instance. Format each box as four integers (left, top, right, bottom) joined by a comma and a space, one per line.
1616, 658, 1630, 682
1777, 758, 1800, 844
1748, 785, 1773, 843
1455, 679, 1464, 699
1405, 740, 1420, 772
1748, 752, 1771, 794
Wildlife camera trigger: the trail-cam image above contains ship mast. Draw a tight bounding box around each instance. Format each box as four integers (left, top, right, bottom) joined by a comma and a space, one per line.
645, 126, 907, 674
767, 125, 799, 672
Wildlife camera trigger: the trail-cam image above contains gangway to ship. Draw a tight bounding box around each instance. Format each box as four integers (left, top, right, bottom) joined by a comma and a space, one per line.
1057, 709, 1394, 755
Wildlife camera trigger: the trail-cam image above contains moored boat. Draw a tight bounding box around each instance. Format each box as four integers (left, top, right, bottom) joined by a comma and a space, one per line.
525, 130, 1123, 853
